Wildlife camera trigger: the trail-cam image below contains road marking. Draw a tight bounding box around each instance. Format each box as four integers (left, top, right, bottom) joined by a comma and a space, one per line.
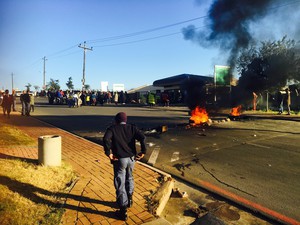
148, 147, 160, 166
247, 142, 271, 149
171, 152, 180, 162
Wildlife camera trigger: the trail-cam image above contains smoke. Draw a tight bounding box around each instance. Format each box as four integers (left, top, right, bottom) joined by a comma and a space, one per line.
182, 0, 274, 69
182, 0, 300, 109
183, 77, 207, 110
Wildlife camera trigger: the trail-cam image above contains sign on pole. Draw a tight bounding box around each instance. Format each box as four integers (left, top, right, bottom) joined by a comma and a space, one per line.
214, 65, 231, 102
113, 84, 125, 92
100, 81, 109, 92
214, 65, 231, 86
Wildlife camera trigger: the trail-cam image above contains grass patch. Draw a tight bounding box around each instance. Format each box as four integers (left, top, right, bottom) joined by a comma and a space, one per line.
0, 125, 35, 146
0, 159, 77, 225
0, 121, 77, 224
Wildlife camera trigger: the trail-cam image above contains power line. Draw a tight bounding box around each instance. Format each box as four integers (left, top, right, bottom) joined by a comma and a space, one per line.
88, 0, 300, 46
269, 0, 300, 10
41, 16, 207, 61
93, 31, 181, 48
28, 16, 206, 65
92, 27, 203, 48
87, 15, 207, 44
46, 44, 79, 58
92, 0, 300, 48
48, 50, 82, 60
26, 0, 300, 68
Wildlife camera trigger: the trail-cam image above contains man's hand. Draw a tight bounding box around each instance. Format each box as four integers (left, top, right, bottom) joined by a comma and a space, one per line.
135, 153, 144, 161
109, 154, 118, 161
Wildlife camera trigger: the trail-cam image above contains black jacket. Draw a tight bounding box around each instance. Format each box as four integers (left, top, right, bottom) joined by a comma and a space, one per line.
103, 123, 146, 158
21, 93, 30, 103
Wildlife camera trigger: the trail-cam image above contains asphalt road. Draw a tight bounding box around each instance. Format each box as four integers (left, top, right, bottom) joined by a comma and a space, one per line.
31, 98, 300, 223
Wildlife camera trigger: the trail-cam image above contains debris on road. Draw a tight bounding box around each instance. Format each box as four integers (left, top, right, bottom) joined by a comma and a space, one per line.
172, 188, 189, 198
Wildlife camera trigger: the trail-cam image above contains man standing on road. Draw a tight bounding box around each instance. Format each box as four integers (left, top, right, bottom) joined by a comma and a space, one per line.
12, 89, 17, 112
2, 89, 13, 118
103, 112, 146, 221
285, 87, 291, 115
23, 90, 31, 116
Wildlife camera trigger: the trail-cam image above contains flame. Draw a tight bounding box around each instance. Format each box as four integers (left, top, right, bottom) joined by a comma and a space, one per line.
231, 105, 242, 116
190, 106, 209, 124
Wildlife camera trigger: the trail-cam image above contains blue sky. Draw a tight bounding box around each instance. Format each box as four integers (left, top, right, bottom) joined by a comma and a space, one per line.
1, 0, 300, 92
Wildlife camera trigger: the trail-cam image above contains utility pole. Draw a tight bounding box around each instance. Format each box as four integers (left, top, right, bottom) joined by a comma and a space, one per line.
11, 73, 14, 92
78, 41, 93, 90
42, 56, 47, 89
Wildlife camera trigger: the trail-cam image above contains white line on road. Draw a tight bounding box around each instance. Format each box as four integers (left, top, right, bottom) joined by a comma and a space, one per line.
171, 152, 180, 162
148, 147, 160, 166
246, 142, 271, 149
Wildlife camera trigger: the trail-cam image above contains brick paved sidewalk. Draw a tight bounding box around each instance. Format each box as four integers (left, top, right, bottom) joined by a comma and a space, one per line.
0, 112, 162, 225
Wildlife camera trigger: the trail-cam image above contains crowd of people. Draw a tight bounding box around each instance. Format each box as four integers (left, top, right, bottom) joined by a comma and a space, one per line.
2, 86, 299, 118
46, 89, 183, 108
251, 87, 299, 114
47, 90, 129, 107
0, 89, 35, 118
0, 89, 180, 113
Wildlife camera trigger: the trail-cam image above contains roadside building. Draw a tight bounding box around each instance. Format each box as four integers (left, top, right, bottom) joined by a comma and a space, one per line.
153, 74, 214, 107
127, 85, 164, 104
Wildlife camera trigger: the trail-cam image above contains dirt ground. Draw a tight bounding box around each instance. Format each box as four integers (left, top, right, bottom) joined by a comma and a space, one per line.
161, 178, 273, 225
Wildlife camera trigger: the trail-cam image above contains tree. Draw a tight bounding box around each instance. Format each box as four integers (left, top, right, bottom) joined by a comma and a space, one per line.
66, 77, 74, 90
25, 83, 32, 91
47, 78, 60, 91
237, 36, 300, 93
84, 84, 90, 91
236, 46, 258, 74
33, 85, 40, 92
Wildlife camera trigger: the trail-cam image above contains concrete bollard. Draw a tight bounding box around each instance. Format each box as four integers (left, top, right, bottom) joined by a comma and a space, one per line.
38, 135, 62, 166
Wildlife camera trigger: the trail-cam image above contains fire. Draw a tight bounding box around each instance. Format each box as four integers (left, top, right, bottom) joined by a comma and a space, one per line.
190, 106, 209, 124
231, 105, 242, 116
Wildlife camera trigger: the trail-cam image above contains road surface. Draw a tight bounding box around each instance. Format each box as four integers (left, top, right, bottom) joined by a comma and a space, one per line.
31, 98, 300, 223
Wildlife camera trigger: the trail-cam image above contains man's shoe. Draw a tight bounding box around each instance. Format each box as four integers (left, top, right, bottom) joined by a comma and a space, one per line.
116, 207, 128, 221
128, 195, 133, 208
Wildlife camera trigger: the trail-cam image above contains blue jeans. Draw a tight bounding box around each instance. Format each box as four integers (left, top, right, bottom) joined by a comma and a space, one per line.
21, 101, 26, 115
279, 101, 283, 113
113, 157, 135, 208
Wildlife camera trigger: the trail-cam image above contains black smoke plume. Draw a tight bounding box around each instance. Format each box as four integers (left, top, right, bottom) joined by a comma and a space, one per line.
183, 77, 207, 110
182, 0, 273, 69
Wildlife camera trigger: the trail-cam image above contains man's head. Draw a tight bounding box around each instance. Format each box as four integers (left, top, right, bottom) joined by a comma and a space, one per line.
115, 112, 127, 124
